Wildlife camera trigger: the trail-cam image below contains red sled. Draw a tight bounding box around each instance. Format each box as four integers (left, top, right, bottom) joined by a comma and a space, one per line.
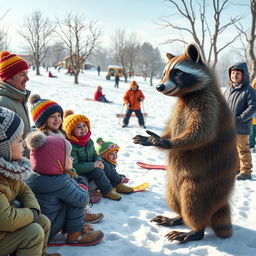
116, 113, 148, 118
136, 161, 166, 170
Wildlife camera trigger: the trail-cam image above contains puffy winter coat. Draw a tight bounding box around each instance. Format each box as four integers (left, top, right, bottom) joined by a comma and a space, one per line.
0, 81, 31, 139
0, 157, 39, 241
123, 87, 145, 110
224, 62, 256, 135
26, 173, 89, 223
94, 87, 104, 101
71, 139, 101, 174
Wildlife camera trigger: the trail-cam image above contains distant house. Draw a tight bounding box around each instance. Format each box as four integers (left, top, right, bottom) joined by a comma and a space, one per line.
84, 61, 95, 70
63, 54, 85, 69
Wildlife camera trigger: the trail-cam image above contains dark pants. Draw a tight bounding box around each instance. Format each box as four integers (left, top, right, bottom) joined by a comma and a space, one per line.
82, 168, 113, 194
123, 109, 145, 126
249, 124, 256, 148
50, 203, 84, 239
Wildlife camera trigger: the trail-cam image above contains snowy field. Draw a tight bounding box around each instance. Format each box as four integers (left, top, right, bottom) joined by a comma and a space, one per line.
26, 68, 256, 256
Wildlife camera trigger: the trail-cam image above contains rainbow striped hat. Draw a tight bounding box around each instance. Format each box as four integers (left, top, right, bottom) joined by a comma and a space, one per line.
31, 99, 63, 128
0, 51, 29, 80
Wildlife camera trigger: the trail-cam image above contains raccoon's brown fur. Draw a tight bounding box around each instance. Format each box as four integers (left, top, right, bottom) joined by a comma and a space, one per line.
134, 44, 237, 243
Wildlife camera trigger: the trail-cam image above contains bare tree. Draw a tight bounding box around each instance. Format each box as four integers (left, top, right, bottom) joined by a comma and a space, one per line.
234, 0, 256, 81
56, 13, 102, 84
18, 10, 55, 75
0, 9, 10, 51
137, 42, 164, 85
161, 0, 242, 68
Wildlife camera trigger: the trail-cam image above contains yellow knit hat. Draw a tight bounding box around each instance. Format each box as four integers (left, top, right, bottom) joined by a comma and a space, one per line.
63, 113, 91, 142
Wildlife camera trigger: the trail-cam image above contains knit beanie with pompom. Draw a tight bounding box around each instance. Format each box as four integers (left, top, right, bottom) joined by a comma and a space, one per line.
29, 94, 63, 128
0, 51, 29, 81
63, 113, 91, 142
26, 130, 72, 175
96, 137, 119, 161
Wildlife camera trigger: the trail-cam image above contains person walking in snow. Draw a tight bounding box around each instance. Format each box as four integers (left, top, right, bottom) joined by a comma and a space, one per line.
63, 113, 122, 200
0, 107, 60, 256
25, 131, 104, 246
96, 137, 134, 194
122, 80, 146, 128
224, 62, 256, 180
114, 75, 119, 88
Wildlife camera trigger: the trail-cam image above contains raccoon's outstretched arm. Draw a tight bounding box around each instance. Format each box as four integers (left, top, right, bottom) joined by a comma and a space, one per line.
133, 130, 172, 148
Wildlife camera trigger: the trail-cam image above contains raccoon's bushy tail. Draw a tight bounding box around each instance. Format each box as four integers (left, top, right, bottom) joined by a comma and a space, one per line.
211, 204, 233, 238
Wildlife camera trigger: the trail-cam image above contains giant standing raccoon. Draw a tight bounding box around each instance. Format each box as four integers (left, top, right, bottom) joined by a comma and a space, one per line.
133, 44, 237, 244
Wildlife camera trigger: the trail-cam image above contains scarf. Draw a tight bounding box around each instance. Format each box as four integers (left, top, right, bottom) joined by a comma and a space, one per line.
69, 131, 92, 146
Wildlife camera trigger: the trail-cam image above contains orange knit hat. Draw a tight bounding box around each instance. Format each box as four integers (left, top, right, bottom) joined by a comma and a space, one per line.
0, 51, 29, 80
130, 80, 138, 88
63, 113, 91, 142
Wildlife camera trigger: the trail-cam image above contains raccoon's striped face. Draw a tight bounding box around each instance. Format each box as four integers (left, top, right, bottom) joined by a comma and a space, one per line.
157, 47, 210, 96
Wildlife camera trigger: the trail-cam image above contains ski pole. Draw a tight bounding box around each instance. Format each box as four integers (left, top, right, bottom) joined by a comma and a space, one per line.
118, 103, 125, 125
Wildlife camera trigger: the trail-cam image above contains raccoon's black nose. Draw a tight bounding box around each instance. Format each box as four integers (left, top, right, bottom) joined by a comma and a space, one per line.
156, 84, 165, 92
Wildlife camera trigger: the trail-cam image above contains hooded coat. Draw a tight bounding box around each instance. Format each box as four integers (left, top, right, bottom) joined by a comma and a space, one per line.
224, 62, 256, 134
123, 82, 145, 110
0, 157, 38, 241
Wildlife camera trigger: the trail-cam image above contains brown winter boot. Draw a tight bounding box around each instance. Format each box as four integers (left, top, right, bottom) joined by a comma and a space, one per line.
116, 183, 134, 194
103, 188, 122, 200
84, 209, 104, 223
66, 230, 104, 246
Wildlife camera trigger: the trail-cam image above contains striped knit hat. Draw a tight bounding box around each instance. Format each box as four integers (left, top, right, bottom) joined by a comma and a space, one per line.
0, 51, 29, 81
30, 94, 63, 128
0, 107, 24, 161
63, 113, 91, 142
96, 137, 119, 160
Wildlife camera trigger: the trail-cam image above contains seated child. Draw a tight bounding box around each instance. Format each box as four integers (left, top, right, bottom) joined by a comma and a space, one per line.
96, 137, 134, 193
29, 95, 103, 219
63, 113, 122, 200
0, 107, 60, 256
25, 131, 104, 245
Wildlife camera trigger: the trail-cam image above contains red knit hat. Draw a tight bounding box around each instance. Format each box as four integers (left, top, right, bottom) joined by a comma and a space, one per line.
0, 51, 29, 80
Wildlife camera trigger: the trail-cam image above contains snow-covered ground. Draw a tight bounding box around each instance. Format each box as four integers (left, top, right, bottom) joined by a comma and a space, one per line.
26, 68, 256, 256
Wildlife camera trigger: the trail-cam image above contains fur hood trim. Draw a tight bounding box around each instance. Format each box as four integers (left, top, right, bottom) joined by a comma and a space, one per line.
0, 157, 33, 180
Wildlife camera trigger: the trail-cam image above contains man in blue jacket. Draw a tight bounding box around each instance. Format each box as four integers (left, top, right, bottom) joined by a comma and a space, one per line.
224, 62, 256, 180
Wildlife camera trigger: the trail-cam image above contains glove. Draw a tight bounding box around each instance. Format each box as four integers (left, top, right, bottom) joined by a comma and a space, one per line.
128, 104, 132, 108
121, 176, 129, 183
137, 98, 142, 102
30, 208, 39, 223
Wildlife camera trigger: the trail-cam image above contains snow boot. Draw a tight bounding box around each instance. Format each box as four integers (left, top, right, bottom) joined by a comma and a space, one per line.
116, 183, 134, 194
66, 229, 104, 246
84, 209, 104, 223
103, 188, 121, 200
46, 254, 61, 256
236, 173, 252, 180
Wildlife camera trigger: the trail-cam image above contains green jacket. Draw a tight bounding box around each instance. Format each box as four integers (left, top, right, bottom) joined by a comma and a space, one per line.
0, 81, 31, 139
71, 139, 101, 174
0, 157, 40, 241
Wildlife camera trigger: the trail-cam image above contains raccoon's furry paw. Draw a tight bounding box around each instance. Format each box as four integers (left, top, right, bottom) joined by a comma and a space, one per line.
146, 130, 172, 149
133, 134, 154, 146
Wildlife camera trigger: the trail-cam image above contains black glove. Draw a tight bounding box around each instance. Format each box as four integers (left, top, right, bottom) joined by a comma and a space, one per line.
128, 104, 132, 108
30, 208, 39, 223
137, 98, 142, 102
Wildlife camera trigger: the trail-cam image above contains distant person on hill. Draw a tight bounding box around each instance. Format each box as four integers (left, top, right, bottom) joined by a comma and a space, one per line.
94, 85, 111, 103
122, 80, 146, 128
114, 75, 119, 88
0, 51, 31, 157
48, 71, 57, 78
97, 65, 101, 76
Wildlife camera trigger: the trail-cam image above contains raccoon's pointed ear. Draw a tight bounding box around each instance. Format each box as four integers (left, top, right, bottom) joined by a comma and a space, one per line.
166, 53, 175, 61
186, 44, 202, 63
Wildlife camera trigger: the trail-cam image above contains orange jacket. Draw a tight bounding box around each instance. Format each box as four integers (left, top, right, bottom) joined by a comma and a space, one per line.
123, 88, 145, 110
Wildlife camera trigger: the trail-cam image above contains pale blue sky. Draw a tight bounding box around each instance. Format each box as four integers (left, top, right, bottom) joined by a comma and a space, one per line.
1, 0, 250, 56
